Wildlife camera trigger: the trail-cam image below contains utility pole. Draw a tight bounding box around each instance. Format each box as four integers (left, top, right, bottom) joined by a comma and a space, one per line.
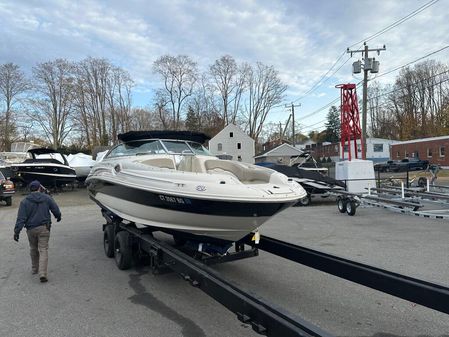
285, 103, 300, 147
347, 42, 386, 159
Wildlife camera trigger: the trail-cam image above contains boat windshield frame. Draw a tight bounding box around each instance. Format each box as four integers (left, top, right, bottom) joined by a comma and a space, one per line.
105, 139, 212, 159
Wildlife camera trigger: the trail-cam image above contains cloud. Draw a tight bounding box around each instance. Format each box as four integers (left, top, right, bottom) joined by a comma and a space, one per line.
1, 0, 448, 124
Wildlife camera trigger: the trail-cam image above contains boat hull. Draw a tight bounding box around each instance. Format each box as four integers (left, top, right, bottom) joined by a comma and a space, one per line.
12, 163, 76, 187
88, 179, 296, 242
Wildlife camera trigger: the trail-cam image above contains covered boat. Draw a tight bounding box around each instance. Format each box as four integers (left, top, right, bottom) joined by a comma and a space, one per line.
86, 131, 306, 242
67, 153, 96, 181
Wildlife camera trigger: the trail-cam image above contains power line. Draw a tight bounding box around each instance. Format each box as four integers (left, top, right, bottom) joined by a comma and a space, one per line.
291, 0, 440, 104
368, 69, 449, 101
375, 45, 449, 79
300, 81, 363, 122
292, 51, 347, 103
300, 119, 327, 131
368, 76, 449, 110
348, 0, 440, 48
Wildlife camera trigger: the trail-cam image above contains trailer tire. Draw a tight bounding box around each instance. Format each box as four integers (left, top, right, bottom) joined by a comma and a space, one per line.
297, 194, 311, 206
418, 177, 427, 188
337, 197, 347, 213
114, 231, 133, 270
346, 200, 356, 216
5, 197, 12, 206
103, 225, 115, 258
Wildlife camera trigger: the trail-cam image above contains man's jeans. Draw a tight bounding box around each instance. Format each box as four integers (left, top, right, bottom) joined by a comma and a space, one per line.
26, 226, 50, 278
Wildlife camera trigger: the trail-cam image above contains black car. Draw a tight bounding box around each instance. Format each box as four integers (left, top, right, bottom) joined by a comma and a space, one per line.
390, 158, 429, 172
374, 160, 397, 172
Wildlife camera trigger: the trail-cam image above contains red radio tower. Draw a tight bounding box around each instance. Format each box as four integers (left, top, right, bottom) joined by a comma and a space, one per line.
336, 83, 364, 161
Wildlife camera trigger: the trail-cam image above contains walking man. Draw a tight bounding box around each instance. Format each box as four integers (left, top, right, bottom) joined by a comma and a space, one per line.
13, 180, 61, 282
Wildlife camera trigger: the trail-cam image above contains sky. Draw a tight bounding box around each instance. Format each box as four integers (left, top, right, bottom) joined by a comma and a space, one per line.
1, 0, 448, 134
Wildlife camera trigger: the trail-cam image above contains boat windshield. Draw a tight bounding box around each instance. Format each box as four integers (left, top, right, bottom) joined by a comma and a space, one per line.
106, 139, 212, 158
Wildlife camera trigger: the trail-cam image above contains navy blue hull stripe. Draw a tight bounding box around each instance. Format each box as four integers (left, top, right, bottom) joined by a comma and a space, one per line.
87, 179, 295, 217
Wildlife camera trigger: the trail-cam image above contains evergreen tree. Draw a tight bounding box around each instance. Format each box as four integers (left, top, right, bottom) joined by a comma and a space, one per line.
325, 106, 340, 143
185, 105, 200, 131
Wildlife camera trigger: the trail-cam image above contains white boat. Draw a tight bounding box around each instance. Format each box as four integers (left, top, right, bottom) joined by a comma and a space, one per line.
67, 153, 96, 181
86, 131, 306, 243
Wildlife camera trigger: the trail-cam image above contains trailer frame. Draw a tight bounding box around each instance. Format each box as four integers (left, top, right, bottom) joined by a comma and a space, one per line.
99, 209, 449, 337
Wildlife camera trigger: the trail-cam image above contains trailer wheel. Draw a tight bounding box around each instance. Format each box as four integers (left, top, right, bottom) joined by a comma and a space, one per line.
418, 177, 427, 188
337, 197, 347, 213
297, 194, 311, 206
114, 231, 133, 270
103, 225, 115, 258
5, 197, 12, 206
346, 200, 357, 216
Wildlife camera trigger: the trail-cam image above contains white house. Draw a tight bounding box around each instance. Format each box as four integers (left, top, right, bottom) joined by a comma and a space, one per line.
341, 137, 398, 162
209, 124, 255, 164
254, 143, 303, 164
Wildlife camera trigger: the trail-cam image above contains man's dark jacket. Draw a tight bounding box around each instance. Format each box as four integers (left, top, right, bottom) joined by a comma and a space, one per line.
14, 192, 61, 234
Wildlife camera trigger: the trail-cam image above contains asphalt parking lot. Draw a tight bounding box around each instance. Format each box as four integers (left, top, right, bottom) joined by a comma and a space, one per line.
1, 189, 449, 337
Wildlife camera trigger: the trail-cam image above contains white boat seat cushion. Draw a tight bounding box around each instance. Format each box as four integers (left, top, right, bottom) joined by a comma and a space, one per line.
204, 160, 271, 184
140, 158, 175, 169
177, 156, 207, 173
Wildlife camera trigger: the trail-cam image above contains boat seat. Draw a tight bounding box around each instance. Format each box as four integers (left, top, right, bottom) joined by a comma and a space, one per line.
140, 158, 175, 169
204, 160, 271, 184
177, 156, 206, 173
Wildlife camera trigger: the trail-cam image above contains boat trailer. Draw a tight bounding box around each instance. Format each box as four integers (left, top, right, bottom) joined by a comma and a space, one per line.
332, 189, 423, 216
101, 210, 449, 337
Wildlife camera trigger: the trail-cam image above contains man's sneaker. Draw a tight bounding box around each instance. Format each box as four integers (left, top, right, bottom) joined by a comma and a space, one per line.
40, 276, 48, 283
32, 270, 38, 275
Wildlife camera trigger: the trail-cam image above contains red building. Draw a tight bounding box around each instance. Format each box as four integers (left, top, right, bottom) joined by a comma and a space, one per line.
391, 136, 449, 166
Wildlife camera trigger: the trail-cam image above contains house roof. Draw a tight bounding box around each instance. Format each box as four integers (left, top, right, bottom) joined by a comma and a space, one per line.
210, 124, 254, 143
254, 143, 303, 159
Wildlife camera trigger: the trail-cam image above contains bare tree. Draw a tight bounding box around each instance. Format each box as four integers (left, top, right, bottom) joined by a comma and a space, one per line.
153, 55, 198, 130
189, 73, 221, 133
0, 63, 29, 151
106, 66, 134, 140
383, 60, 449, 140
29, 59, 75, 148
129, 108, 153, 130
244, 62, 287, 143
153, 89, 173, 129
210, 55, 249, 127
77, 57, 112, 145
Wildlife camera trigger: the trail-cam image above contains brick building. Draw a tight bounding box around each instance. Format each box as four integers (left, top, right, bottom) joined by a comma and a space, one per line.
391, 135, 449, 166
309, 138, 396, 163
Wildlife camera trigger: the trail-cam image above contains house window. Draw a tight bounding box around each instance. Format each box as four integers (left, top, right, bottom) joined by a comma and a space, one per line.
397, 151, 400, 158
373, 144, 383, 152
237, 142, 241, 150
405, 150, 408, 158
217, 143, 222, 151
237, 155, 242, 161
427, 148, 432, 158
440, 146, 445, 157
230, 132, 233, 138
